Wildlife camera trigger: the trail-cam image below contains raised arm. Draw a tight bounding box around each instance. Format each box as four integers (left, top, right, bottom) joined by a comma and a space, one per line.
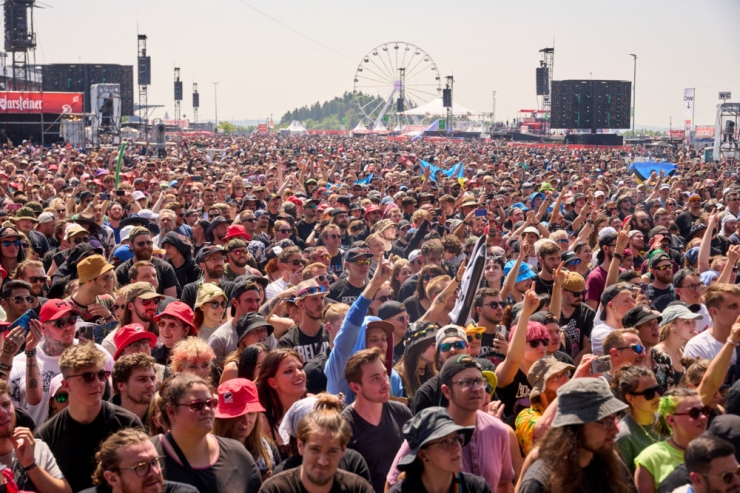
501, 242, 530, 300
698, 210, 718, 274
496, 281, 539, 387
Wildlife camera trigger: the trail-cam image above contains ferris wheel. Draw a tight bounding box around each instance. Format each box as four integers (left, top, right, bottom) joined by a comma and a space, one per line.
353, 42, 441, 129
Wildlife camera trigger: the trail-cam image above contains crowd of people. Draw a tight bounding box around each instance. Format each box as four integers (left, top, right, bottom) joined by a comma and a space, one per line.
0, 133, 736, 493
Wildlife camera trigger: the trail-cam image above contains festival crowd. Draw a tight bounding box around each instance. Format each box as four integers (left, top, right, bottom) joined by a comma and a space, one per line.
0, 134, 735, 493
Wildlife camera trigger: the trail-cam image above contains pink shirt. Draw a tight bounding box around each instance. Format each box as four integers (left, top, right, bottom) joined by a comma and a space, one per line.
585, 264, 608, 304
386, 410, 514, 488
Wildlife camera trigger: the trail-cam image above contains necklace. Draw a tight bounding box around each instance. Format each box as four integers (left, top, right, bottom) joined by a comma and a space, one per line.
668, 437, 686, 451
631, 413, 658, 445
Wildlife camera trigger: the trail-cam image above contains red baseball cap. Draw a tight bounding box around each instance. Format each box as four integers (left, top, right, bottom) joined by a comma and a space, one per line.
222, 224, 251, 242
286, 196, 303, 207
39, 299, 81, 323
153, 302, 196, 336
214, 378, 265, 419
113, 324, 157, 360
365, 204, 381, 214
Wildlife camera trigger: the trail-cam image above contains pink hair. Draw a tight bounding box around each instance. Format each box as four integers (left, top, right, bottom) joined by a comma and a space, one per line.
508, 321, 550, 343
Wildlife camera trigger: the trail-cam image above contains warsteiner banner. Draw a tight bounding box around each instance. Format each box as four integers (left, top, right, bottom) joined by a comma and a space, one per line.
0, 92, 83, 114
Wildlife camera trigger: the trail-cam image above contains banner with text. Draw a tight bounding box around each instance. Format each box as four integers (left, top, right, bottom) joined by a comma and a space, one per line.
0, 91, 83, 114
683, 88, 695, 117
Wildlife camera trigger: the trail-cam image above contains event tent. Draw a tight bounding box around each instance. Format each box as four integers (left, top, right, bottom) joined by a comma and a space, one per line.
402, 97, 484, 117
286, 120, 307, 135
352, 121, 369, 135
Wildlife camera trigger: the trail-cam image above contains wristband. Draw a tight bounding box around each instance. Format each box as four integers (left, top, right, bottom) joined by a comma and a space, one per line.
612, 253, 623, 260
25, 349, 36, 358
727, 338, 738, 347
22, 461, 37, 472
0, 363, 11, 372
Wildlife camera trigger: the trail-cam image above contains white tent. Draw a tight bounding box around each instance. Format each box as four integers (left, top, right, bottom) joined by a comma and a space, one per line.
352, 121, 369, 135
287, 120, 307, 135
371, 121, 389, 134
402, 97, 484, 117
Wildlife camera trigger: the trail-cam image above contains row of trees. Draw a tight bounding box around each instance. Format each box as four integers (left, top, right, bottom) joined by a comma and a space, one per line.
279, 92, 381, 130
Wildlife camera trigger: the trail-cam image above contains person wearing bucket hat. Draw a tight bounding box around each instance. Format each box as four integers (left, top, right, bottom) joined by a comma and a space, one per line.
515, 356, 575, 455
67, 254, 116, 324
386, 407, 488, 493
113, 323, 158, 360
518, 378, 630, 493
193, 283, 228, 341
152, 301, 196, 366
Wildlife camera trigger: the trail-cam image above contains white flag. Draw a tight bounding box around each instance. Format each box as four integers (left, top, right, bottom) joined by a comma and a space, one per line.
683, 89, 695, 117
450, 235, 487, 326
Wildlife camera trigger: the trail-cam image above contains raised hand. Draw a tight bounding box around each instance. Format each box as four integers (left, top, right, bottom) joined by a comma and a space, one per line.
523, 282, 539, 315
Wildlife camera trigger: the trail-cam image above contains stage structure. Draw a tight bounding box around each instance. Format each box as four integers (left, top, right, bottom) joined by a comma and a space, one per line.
537, 47, 554, 113
192, 83, 199, 123
174, 67, 182, 128
41, 64, 134, 115
90, 83, 121, 144
713, 102, 740, 163
137, 34, 151, 135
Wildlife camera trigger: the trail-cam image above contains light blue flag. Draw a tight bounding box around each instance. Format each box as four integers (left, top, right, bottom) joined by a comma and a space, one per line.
354, 173, 374, 185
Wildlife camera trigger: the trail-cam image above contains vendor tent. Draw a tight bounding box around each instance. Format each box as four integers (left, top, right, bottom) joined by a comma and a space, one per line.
286, 120, 307, 135
402, 97, 484, 117
352, 121, 369, 135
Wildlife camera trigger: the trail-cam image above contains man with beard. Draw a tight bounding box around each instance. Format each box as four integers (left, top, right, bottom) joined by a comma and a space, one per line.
11, 207, 49, 258
647, 253, 677, 311
675, 193, 704, 241
472, 288, 508, 366
224, 239, 250, 280
0, 380, 69, 493
111, 352, 157, 423
329, 209, 353, 248
0, 280, 34, 324
180, 245, 236, 309
161, 232, 201, 295
518, 378, 630, 493
559, 271, 596, 364
532, 241, 561, 296
628, 230, 646, 268
153, 210, 177, 247
632, 211, 652, 236
83, 429, 197, 493
295, 198, 319, 242
107, 202, 125, 243
36, 212, 57, 246
342, 348, 412, 493
13, 260, 47, 315
329, 248, 371, 305
278, 279, 330, 363
385, 355, 516, 491
114, 228, 179, 297
66, 255, 116, 325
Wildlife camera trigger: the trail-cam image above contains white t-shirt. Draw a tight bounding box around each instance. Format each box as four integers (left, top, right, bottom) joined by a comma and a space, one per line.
684, 329, 736, 365
265, 278, 289, 300
0, 438, 64, 489
591, 322, 617, 356
8, 340, 114, 427
695, 303, 712, 334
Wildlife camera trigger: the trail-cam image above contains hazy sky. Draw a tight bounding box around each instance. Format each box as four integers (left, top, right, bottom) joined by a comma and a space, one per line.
32, 0, 740, 128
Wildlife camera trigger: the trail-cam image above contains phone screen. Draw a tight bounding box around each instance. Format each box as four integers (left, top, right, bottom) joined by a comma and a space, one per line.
475, 209, 487, 217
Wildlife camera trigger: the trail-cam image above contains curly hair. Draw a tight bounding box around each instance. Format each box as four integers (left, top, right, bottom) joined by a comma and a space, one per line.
169, 337, 215, 374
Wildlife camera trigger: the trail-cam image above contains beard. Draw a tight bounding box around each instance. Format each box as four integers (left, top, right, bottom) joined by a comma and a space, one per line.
206, 266, 224, 279
230, 258, 248, 268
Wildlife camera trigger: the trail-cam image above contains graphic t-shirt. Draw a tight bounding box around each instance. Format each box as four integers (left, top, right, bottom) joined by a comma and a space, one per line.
329, 279, 366, 305
479, 329, 508, 367
559, 303, 596, 359
277, 325, 330, 363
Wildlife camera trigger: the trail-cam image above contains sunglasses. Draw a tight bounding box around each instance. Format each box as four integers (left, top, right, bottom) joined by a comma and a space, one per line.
673, 406, 711, 419
312, 254, 331, 261
276, 229, 292, 234
439, 340, 467, 352
467, 333, 482, 342
8, 295, 34, 304
484, 301, 505, 309
176, 398, 218, 413
111, 304, 122, 312
701, 465, 740, 485
297, 285, 327, 297
26, 276, 44, 283
289, 259, 304, 266
48, 316, 76, 329
244, 218, 257, 223
54, 393, 68, 404
629, 385, 661, 401
353, 259, 371, 266
139, 298, 158, 307
527, 339, 549, 348
568, 289, 588, 298
326, 234, 340, 240
375, 295, 392, 303
566, 258, 582, 266
616, 344, 645, 355
135, 240, 154, 247
66, 369, 110, 384
652, 264, 672, 271
2, 240, 19, 248
208, 300, 227, 309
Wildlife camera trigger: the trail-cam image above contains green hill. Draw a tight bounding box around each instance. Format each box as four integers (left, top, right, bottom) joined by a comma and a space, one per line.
279, 92, 382, 130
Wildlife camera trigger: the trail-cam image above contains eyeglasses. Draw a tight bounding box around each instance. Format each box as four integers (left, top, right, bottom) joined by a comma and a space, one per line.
135, 241, 154, 247
326, 234, 340, 240
439, 340, 467, 352
66, 370, 110, 383
701, 465, 740, 485
54, 393, 68, 404
616, 344, 645, 355
566, 258, 582, 266
673, 406, 712, 419
313, 254, 331, 261
527, 339, 549, 348
652, 264, 672, 271
139, 298, 158, 307
629, 385, 661, 401
484, 301, 505, 309
7, 295, 33, 304
126, 339, 151, 351
451, 377, 486, 390
681, 283, 704, 292
426, 434, 464, 451
596, 414, 618, 430
48, 316, 76, 329
375, 295, 392, 303
276, 229, 292, 234
467, 333, 482, 342
208, 300, 227, 309
118, 456, 164, 478
176, 398, 218, 413
2, 240, 19, 248
353, 259, 371, 266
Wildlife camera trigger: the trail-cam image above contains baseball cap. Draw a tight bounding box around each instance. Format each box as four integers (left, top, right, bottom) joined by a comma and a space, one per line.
64, 224, 87, 241
661, 304, 703, 326
214, 378, 265, 419
435, 324, 467, 350
408, 250, 421, 263
38, 212, 56, 224
113, 324, 157, 360
346, 247, 372, 263
378, 301, 406, 321
599, 282, 634, 320
126, 282, 165, 303
621, 305, 662, 328
195, 244, 225, 264
77, 254, 114, 284
39, 299, 81, 323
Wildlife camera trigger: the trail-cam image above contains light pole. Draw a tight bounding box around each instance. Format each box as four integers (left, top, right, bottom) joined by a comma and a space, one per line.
630, 54, 637, 137
212, 81, 219, 130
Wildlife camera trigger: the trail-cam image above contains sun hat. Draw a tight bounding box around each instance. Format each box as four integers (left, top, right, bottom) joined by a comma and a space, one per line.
77, 254, 114, 284
661, 304, 703, 326
396, 407, 475, 471
527, 356, 575, 403
113, 324, 157, 360
235, 312, 274, 342
154, 301, 196, 336
622, 305, 662, 328
435, 324, 467, 350
503, 260, 537, 284
551, 377, 628, 427
214, 378, 265, 419
195, 283, 226, 309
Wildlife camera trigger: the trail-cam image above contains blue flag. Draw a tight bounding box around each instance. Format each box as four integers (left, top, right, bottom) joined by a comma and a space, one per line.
419, 160, 465, 185
354, 173, 374, 185
629, 162, 678, 183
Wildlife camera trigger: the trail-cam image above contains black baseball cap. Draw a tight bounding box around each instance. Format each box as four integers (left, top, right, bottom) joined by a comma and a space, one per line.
622, 305, 662, 328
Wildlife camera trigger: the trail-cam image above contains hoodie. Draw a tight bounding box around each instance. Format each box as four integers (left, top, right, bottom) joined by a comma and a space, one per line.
162, 232, 202, 295
325, 294, 404, 404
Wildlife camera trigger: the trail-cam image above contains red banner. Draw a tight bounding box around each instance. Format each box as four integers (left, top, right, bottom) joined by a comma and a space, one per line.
668, 130, 685, 139
0, 91, 83, 114
258, 124, 267, 133
695, 125, 715, 139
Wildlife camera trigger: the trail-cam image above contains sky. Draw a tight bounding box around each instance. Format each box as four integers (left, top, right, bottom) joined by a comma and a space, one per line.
30, 0, 740, 128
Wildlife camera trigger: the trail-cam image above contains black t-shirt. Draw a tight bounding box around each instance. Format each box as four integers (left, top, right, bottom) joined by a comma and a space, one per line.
519, 457, 634, 493
496, 368, 531, 418
388, 471, 491, 493
647, 284, 676, 312
152, 434, 262, 493
342, 401, 412, 493
304, 348, 330, 394
412, 374, 447, 414
277, 325, 330, 363
559, 303, 596, 360
180, 279, 237, 309
114, 256, 180, 294
533, 274, 554, 296
480, 329, 508, 367
675, 210, 700, 240
656, 463, 689, 493
328, 252, 344, 277
271, 448, 371, 484
79, 481, 199, 493
35, 401, 143, 492
295, 219, 316, 242
402, 295, 425, 324
261, 466, 374, 493
329, 279, 366, 305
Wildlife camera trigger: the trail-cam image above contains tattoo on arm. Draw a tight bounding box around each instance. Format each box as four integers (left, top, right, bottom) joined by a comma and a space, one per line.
26, 357, 39, 390
259, 296, 281, 317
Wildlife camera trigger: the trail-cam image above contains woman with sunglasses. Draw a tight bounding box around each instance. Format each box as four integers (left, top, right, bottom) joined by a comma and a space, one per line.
272, 219, 296, 246
635, 388, 708, 493
369, 281, 393, 317
257, 348, 306, 463
612, 365, 661, 476
193, 283, 228, 341
0, 227, 24, 281
403, 264, 445, 324
388, 407, 487, 493
153, 373, 263, 493
391, 259, 412, 300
